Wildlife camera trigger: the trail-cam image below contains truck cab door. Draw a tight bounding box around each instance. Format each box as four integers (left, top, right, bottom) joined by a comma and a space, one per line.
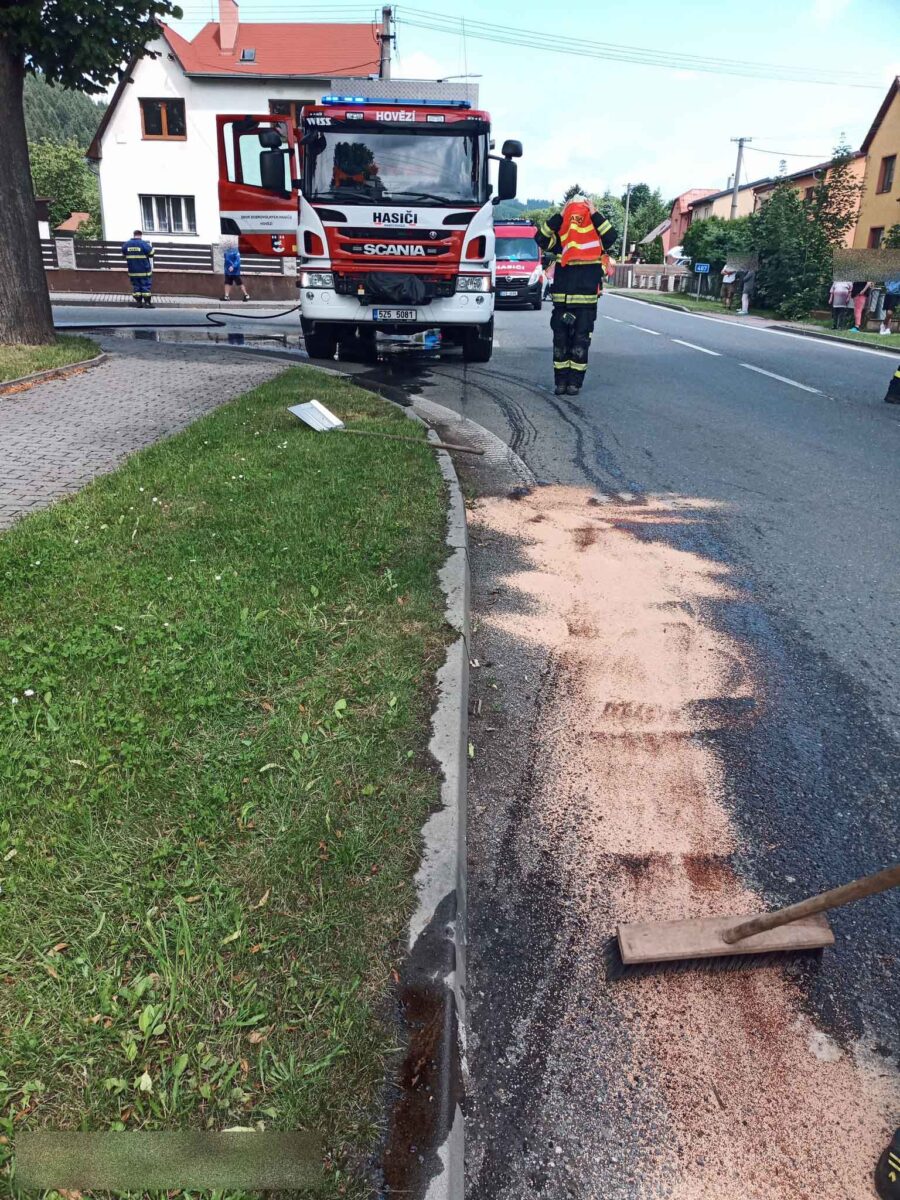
217, 115, 298, 239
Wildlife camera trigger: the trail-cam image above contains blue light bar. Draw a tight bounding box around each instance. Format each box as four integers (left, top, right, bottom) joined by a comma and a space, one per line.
321, 95, 471, 109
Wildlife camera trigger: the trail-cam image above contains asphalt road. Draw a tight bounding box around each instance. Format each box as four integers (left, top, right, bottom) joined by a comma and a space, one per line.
55, 297, 900, 1195
386, 295, 900, 1198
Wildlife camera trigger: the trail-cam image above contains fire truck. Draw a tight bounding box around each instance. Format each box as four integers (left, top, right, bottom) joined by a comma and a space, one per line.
216, 80, 522, 363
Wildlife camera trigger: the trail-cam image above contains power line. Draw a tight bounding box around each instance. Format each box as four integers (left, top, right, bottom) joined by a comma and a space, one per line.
745, 146, 831, 158
396, 9, 880, 88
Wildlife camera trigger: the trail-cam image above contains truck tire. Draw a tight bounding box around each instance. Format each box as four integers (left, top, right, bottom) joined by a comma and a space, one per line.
531, 295, 543, 310
302, 321, 339, 361
462, 320, 493, 363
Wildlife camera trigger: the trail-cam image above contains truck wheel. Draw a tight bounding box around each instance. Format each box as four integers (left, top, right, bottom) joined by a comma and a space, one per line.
462, 320, 493, 363
531, 295, 543, 310
303, 322, 339, 360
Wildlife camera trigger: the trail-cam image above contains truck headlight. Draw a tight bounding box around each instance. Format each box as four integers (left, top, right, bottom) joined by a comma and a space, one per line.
528, 265, 542, 286
456, 274, 492, 293
300, 271, 334, 288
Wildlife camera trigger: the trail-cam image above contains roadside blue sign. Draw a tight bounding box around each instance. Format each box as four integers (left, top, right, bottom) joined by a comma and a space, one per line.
694, 262, 710, 274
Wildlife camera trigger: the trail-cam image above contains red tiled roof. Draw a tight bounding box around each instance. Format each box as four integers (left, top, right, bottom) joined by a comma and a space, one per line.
160, 20, 381, 77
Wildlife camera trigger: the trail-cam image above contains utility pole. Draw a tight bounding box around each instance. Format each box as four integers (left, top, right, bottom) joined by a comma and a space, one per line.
379, 6, 394, 80
621, 182, 632, 260
730, 137, 751, 219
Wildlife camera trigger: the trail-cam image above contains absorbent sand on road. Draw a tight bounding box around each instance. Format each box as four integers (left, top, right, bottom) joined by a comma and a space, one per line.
466, 484, 898, 1200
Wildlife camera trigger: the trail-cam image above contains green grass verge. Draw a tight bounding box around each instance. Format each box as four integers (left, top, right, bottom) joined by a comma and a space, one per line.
0, 335, 101, 384
798, 317, 900, 349
611, 288, 772, 318
0, 367, 449, 1197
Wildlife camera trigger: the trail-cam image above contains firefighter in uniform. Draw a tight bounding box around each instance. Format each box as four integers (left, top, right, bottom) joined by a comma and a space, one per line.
121, 230, 154, 306
535, 197, 616, 395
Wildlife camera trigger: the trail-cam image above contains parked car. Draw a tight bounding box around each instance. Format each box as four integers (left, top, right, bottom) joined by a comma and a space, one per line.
494, 220, 543, 310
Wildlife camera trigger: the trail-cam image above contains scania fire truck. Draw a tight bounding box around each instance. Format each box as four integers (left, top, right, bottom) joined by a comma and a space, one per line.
216, 80, 522, 363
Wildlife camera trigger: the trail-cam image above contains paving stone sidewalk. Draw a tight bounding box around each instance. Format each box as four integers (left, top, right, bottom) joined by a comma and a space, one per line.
0, 340, 286, 530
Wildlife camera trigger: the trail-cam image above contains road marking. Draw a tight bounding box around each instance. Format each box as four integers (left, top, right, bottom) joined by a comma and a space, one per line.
630, 325, 661, 335
492, 337, 500, 347
740, 363, 821, 393
608, 294, 899, 358
671, 339, 721, 356
601, 315, 622, 323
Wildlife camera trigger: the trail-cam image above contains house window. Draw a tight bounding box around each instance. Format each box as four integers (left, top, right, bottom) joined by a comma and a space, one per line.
240, 48, 256, 62
269, 99, 314, 126
868, 226, 884, 249
140, 98, 186, 140
877, 155, 896, 194
804, 186, 814, 202
139, 194, 197, 234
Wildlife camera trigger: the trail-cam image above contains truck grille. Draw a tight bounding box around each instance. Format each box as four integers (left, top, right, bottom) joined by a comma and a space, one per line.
333, 273, 456, 302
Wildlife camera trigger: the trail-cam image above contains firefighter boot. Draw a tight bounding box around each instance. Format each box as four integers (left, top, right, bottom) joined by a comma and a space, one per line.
875, 1129, 900, 1199
885, 364, 900, 404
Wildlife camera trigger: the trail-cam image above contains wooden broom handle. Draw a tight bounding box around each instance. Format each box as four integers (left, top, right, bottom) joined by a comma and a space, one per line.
722, 862, 900, 944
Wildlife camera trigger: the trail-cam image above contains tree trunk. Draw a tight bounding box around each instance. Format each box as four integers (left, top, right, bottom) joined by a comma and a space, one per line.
0, 39, 55, 345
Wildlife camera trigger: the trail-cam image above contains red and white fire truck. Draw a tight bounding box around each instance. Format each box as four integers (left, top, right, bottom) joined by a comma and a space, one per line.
216, 80, 522, 362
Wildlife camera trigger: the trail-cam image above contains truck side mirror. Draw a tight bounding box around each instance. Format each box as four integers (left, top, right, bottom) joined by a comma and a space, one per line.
497, 158, 517, 202
501, 139, 523, 159
260, 148, 288, 193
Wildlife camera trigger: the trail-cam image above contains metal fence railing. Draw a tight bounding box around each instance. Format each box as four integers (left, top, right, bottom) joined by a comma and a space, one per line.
72, 240, 216, 272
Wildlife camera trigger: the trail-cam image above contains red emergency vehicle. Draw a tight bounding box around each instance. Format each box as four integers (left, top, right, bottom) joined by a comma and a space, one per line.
494, 220, 543, 310
216, 82, 522, 362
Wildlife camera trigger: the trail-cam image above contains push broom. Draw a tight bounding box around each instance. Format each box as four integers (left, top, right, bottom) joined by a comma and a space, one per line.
616, 861, 900, 968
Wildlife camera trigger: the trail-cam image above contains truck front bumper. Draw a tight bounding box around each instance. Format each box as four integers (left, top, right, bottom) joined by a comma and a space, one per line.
299, 288, 493, 330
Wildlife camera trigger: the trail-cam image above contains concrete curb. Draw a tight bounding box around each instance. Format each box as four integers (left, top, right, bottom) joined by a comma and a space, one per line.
396, 404, 469, 1200
0, 352, 109, 395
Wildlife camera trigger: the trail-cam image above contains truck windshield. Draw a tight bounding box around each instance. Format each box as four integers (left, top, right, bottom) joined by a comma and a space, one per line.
304, 129, 486, 205
495, 237, 539, 261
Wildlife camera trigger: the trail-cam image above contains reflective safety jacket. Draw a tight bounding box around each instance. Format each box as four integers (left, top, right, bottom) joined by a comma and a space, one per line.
535, 206, 617, 305
122, 237, 154, 277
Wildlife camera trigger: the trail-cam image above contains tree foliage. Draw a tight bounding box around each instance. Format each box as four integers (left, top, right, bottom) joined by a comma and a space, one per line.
29, 137, 101, 235
24, 73, 106, 148
682, 215, 753, 272
884, 224, 900, 250
626, 187, 669, 262
806, 138, 864, 248
0, 1, 182, 93
749, 180, 828, 319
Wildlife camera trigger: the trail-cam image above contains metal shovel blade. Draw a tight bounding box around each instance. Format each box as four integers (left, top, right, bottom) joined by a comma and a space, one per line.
287, 400, 345, 431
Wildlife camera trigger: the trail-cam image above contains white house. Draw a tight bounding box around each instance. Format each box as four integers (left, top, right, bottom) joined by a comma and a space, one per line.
88, 0, 386, 242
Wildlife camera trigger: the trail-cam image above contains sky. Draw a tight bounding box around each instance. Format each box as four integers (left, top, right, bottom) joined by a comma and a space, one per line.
169, 0, 900, 204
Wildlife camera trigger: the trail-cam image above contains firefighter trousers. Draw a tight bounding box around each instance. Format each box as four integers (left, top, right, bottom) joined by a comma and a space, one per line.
129, 273, 152, 300
550, 302, 597, 389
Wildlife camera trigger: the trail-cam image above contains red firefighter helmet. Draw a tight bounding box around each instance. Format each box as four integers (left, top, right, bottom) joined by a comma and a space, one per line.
559, 199, 603, 267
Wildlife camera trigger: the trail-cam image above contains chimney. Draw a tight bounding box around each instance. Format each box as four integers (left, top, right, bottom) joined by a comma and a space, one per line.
218, 0, 239, 54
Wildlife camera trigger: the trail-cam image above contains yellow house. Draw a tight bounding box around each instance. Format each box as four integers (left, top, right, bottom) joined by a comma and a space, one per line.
854, 75, 900, 249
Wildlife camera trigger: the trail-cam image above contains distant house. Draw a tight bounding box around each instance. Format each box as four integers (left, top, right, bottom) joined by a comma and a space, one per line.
751, 154, 865, 248
55, 212, 94, 237
688, 178, 771, 224
853, 75, 900, 249
87, 0, 384, 242
663, 188, 717, 254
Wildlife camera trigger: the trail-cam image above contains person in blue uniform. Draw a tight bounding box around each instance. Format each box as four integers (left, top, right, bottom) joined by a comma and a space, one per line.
121, 230, 154, 306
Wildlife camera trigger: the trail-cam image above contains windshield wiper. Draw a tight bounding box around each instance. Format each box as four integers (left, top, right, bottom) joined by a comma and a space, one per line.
384, 190, 466, 205
312, 187, 381, 201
